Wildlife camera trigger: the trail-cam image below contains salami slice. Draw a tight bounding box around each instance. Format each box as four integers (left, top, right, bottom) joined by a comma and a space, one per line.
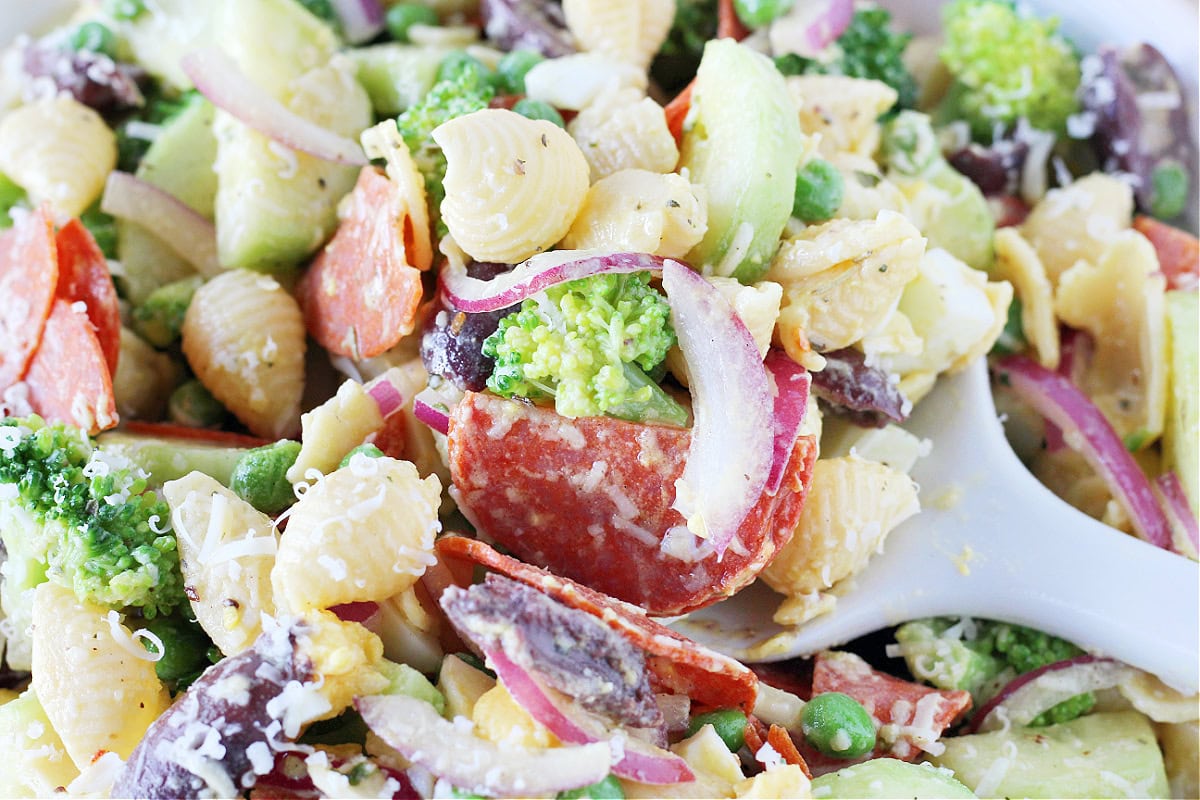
298, 167, 425, 360
435, 535, 759, 714
119, 420, 272, 448
54, 219, 121, 376
0, 206, 58, 390
446, 392, 818, 615
804, 650, 972, 769
1133, 214, 1200, 291
24, 299, 117, 433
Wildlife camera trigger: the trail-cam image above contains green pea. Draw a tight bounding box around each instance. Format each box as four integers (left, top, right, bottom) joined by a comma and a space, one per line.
800, 691, 876, 759
339, 443, 385, 468
168, 379, 228, 429
512, 98, 564, 128
230, 439, 302, 515
733, 0, 796, 28
102, 0, 146, 21
68, 22, 118, 58
494, 48, 544, 95
386, 3, 439, 42
793, 158, 844, 223
437, 51, 491, 87
685, 708, 747, 752
1150, 161, 1188, 220
558, 774, 625, 799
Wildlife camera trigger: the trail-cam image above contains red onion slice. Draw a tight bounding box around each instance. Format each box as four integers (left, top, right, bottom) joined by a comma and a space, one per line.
413, 384, 460, 435
969, 655, 1130, 733
1156, 471, 1199, 556
995, 355, 1173, 550
356, 694, 611, 796
770, 0, 854, 58
329, 0, 385, 44
180, 47, 367, 166
663, 260, 773, 557
439, 250, 667, 313
485, 647, 695, 785
764, 349, 810, 495
101, 172, 221, 277
365, 372, 406, 418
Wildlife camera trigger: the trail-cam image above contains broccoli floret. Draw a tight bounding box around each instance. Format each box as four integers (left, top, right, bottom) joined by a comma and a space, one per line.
893, 617, 1096, 727
482, 273, 687, 426
395, 65, 494, 230
939, 0, 1081, 139
775, 8, 917, 112
0, 417, 186, 653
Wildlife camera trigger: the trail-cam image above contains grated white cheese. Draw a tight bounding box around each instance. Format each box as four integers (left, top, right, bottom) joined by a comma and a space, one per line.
104, 610, 164, 663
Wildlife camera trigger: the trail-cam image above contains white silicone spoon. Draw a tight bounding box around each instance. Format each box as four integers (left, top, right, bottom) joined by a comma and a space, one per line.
670, 357, 1200, 695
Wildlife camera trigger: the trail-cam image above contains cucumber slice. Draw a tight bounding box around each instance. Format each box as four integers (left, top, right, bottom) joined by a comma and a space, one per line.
679, 39, 804, 284
349, 43, 449, 116
811, 759, 976, 799
113, 0, 217, 89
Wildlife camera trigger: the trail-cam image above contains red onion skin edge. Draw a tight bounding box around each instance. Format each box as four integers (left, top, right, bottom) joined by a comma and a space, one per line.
807, 0, 854, 51
966, 654, 1115, 734
485, 647, 695, 785
101, 172, 221, 277
439, 251, 668, 313
1155, 471, 1200, 554
413, 397, 450, 435
180, 48, 367, 166
663, 259, 773, 559
995, 355, 1173, 550
366, 377, 405, 418
764, 349, 810, 495
330, 0, 386, 44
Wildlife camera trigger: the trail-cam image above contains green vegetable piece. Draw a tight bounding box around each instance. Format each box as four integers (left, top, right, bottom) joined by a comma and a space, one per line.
930, 712, 1168, 798
773, 53, 807, 77
449, 788, 486, 800
141, 613, 218, 691
801, 691, 877, 758
511, 98, 565, 128
230, 439, 302, 515
678, 39, 804, 283
380, 660, 447, 716
300, 710, 370, 746
68, 21, 119, 58
733, 0, 794, 28
1150, 161, 1189, 220
96, 430, 247, 486
132, 275, 204, 348
494, 48, 544, 95
939, 0, 1081, 138
0, 172, 28, 229
437, 51, 491, 87
558, 774, 625, 799
811, 759, 977, 799
339, 443, 385, 468
349, 43, 448, 116
685, 708, 747, 752
451, 651, 496, 678
0, 415, 187, 669
103, 0, 148, 20
792, 158, 844, 223
881, 110, 942, 177
829, 8, 916, 110
893, 618, 1004, 698
79, 203, 118, 259
1164, 290, 1199, 534
168, 379, 228, 429
991, 296, 1027, 355
483, 272, 686, 425
295, 0, 338, 25
385, 3, 439, 43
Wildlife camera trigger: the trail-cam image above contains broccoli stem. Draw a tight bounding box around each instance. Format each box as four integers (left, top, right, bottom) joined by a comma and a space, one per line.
606, 364, 689, 428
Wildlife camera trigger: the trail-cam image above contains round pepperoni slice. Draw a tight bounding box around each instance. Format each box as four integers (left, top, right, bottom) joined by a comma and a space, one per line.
55, 218, 121, 376
0, 206, 58, 390
24, 299, 117, 434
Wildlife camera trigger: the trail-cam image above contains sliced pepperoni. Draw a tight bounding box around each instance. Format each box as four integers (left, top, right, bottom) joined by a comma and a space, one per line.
55, 218, 121, 376
664, 80, 694, 146
23, 299, 117, 434
717, 0, 751, 40
446, 391, 818, 615
804, 650, 972, 768
768, 724, 811, 777
0, 206, 58, 390
435, 535, 758, 714
367, 409, 408, 460
298, 167, 425, 360
1133, 214, 1200, 291
750, 660, 814, 701
119, 420, 272, 449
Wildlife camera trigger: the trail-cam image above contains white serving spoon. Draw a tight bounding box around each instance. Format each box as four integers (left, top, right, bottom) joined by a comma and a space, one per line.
669, 357, 1200, 696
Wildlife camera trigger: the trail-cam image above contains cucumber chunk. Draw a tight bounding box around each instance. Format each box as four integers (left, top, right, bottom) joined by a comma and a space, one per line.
811, 759, 976, 799
1164, 289, 1199, 541
679, 39, 804, 283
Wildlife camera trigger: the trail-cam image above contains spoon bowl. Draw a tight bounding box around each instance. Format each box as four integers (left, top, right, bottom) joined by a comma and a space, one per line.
670, 357, 1200, 695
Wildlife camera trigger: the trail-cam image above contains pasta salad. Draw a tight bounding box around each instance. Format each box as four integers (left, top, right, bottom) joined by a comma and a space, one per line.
0, 0, 1196, 797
